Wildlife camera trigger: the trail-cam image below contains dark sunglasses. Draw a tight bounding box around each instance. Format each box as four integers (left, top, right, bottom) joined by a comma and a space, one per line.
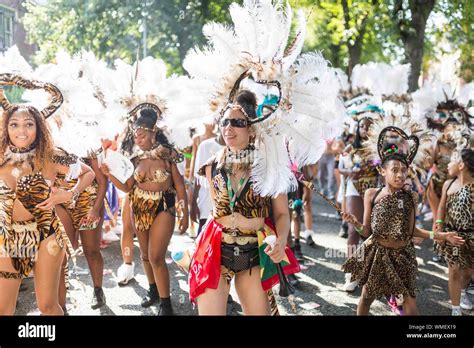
220, 118, 248, 128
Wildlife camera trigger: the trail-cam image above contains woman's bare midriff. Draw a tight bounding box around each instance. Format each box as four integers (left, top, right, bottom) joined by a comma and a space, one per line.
216, 213, 265, 231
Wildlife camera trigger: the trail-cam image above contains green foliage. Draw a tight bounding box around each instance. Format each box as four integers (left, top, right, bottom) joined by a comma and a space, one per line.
22, 0, 234, 74
21, 0, 473, 81
4, 87, 25, 103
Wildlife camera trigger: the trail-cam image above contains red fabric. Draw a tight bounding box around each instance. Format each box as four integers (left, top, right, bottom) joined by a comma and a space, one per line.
188, 219, 222, 303
188, 218, 301, 303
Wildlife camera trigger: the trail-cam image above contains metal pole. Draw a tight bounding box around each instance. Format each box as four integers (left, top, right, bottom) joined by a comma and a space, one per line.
143, 16, 147, 58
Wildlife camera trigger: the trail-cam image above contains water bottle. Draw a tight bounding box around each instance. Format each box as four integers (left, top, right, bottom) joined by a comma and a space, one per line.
171, 250, 191, 273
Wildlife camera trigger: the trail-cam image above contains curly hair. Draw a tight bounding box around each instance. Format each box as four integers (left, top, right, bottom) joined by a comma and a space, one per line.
0, 105, 54, 170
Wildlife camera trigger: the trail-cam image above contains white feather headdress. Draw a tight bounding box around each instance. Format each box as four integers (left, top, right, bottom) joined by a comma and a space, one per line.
168, 0, 345, 196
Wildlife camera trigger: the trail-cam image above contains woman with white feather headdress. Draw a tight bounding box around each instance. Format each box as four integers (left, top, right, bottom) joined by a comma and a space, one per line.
0, 48, 96, 315
170, 0, 344, 315
93, 55, 189, 316
27, 50, 127, 312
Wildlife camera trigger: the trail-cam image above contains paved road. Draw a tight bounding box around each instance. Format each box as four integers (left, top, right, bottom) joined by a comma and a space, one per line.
16, 194, 472, 316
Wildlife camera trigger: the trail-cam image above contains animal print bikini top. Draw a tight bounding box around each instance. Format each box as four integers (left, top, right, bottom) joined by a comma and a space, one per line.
130, 144, 183, 185
133, 168, 170, 184
0, 147, 80, 240
198, 151, 271, 219
0, 172, 57, 241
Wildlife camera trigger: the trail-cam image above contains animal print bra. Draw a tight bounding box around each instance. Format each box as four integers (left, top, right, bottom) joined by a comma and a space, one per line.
198, 153, 271, 219
133, 168, 170, 184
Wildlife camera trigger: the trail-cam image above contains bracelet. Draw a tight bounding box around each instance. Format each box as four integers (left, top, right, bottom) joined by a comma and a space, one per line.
429, 231, 434, 240
68, 188, 80, 206
354, 225, 364, 234
435, 219, 444, 224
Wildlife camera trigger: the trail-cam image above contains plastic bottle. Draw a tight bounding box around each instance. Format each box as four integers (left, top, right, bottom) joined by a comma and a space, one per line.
171, 250, 191, 273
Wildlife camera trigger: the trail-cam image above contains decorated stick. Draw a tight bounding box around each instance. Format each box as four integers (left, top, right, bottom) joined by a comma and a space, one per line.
264, 235, 295, 297
290, 163, 342, 213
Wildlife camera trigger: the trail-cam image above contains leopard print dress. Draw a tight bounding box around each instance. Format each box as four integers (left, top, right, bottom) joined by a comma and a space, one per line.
342, 188, 418, 300
436, 181, 474, 268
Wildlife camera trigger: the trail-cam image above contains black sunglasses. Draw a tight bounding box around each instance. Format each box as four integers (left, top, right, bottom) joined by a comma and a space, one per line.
220, 118, 248, 128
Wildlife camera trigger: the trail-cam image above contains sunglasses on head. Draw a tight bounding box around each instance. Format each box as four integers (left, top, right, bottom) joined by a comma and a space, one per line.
220, 118, 248, 128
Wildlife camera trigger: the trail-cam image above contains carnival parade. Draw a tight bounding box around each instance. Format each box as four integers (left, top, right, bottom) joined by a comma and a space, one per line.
0, 0, 472, 324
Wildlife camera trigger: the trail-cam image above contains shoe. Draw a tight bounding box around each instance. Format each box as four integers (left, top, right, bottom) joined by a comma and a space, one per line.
432, 254, 442, 263
287, 274, 300, 287
460, 290, 473, 310
293, 241, 304, 262
157, 298, 174, 316
452, 307, 462, 316
102, 231, 120, 242
91, 287, 106, 309
305, 230, 316, 247
117, 263, 135, 286
141, 283, 160, 307
338, 222, 348, 238
466, 282, 474, 295
342, 273, 358, 292
327, 193, 335, 200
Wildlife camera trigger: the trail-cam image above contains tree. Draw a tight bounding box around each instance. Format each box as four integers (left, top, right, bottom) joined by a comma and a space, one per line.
22, 0, 233, 74
302, 0, 400, 78
392, 0, 436, 91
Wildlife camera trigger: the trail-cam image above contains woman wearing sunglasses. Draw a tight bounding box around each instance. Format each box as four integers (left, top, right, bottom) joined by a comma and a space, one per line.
189, 90, 298, 315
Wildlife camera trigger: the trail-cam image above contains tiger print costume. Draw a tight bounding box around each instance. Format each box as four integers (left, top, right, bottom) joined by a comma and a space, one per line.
196, 149, 282, 315
127, 143, 182, 234
0, 148, 79, 279
0, 173, 66, 279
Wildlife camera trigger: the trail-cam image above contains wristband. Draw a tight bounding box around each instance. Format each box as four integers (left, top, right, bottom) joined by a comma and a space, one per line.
354, 225, 364, 234
435, 219, 444, 224
429, 231, 434, 240
68, 188, 80, 206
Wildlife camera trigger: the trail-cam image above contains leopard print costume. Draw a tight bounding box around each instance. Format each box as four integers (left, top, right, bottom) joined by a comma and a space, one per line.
436, 180, 474, 268
342, 188, 418, 300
